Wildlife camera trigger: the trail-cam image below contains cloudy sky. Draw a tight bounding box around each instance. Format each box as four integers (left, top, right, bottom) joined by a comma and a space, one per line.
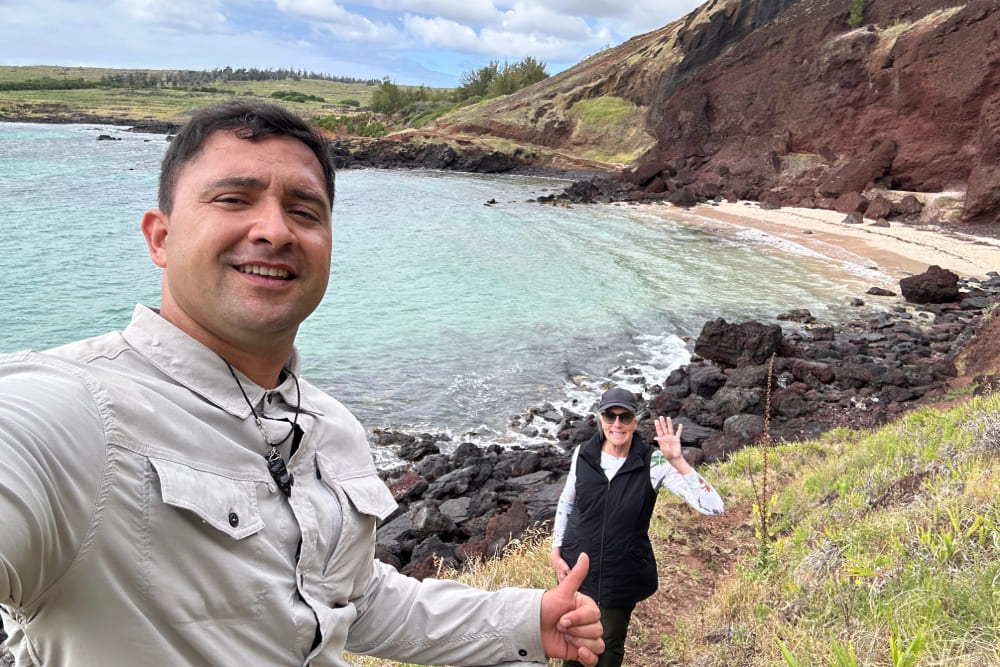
1, 0, 705, 87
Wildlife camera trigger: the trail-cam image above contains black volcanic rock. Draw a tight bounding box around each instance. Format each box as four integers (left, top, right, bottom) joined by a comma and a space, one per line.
900, 265, 961, 304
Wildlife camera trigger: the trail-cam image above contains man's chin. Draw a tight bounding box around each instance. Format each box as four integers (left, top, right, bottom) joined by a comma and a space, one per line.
220, 305, 306, 339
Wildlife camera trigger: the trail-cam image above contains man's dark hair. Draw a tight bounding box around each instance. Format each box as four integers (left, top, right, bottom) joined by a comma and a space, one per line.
158, 100, 335, 214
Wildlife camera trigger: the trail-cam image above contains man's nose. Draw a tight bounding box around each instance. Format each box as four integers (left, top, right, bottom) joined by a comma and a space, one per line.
249, 199, 296, 247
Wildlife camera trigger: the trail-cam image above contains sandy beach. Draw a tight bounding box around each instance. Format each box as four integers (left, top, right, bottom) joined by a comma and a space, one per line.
641, 201, 1000, 289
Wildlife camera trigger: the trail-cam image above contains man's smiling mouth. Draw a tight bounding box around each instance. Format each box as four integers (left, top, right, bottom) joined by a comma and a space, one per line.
236, 264, 293, 279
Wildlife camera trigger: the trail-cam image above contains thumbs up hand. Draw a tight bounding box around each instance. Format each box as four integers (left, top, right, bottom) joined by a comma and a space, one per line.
539, 552, 604, 666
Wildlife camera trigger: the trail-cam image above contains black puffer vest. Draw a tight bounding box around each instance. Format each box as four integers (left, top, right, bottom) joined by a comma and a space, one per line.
559, 432, 659, 608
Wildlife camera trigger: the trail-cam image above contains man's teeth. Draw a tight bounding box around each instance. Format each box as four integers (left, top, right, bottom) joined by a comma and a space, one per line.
238, 265, 290, 279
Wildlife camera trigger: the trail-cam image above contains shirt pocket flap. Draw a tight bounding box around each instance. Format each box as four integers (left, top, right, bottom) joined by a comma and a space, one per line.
150, 457, 264, 540
316, 454, 397, 521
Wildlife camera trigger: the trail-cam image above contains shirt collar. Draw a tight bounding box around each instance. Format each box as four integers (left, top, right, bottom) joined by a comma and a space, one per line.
121, 304, 315, 418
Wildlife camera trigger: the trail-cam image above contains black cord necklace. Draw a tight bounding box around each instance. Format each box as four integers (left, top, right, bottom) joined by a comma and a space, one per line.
224, 360, 300, 496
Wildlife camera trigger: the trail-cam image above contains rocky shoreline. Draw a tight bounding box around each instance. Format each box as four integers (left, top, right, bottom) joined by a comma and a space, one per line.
371, 266, 1000, 579
0, 115, 608, 183
0, 111, 180, 135
326, 134, 609, 183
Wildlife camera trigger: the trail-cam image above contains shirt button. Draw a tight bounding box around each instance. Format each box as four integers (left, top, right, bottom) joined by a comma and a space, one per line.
518, 649, 527, 657
228, 512, 240, 527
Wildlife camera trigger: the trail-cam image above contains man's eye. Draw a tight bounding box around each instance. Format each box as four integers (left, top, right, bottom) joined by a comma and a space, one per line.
292, 208, 321, 222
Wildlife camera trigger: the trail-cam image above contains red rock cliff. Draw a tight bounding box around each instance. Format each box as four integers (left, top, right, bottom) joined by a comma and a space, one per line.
434, 0, 1000, 224
633, 0, 1000, 223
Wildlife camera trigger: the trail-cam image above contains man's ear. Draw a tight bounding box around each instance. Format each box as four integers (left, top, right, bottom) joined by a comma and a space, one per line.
141, 209, 169, 268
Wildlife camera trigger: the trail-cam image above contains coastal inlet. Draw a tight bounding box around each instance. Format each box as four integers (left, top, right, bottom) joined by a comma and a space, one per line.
0, 122, 868, 463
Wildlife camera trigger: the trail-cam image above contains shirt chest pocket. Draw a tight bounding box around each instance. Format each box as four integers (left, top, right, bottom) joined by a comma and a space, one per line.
314, 454, 397, 595
153, 457, 264, 538
147, 457, 273, 623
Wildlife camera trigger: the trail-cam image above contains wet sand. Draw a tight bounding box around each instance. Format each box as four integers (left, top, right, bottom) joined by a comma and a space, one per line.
640, 201, 1000, 288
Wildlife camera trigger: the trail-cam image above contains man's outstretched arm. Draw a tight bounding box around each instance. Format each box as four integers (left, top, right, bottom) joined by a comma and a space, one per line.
0, 355, 107, 608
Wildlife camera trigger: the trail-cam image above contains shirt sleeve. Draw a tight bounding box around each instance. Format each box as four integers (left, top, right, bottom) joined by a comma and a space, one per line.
551, 446, 580, 548
346, 559, 547, 665
650, 450, 725, 515
0, 353, 107, 610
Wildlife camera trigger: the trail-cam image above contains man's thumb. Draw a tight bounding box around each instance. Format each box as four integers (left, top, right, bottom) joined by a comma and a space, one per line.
560, 552, 590, 593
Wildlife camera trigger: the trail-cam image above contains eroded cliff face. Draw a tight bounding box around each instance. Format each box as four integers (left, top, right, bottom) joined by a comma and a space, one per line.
432, 0, 1000, 224
632, 0, 1000, 223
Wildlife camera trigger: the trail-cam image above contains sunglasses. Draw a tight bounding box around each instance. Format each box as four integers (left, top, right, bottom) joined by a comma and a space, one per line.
600, 410, 635, 425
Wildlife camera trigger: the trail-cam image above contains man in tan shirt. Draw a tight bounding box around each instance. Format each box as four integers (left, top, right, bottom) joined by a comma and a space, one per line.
0, 100, 604, 667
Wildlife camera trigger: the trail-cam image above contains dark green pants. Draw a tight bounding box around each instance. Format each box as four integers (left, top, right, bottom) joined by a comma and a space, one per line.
562, 603, 635, 667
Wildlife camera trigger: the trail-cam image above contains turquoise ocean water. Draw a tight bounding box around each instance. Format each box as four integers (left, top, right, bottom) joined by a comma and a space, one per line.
0, 122, 881, 455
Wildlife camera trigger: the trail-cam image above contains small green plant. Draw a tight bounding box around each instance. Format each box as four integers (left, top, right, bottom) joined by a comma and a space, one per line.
938, 383, 979, 401
409, 102, 460, 127
830, 638, 858, 667
889, 625, 926, 666
314, 113, 386, 137
847, 0, 865, 27
777, 637, 799, 666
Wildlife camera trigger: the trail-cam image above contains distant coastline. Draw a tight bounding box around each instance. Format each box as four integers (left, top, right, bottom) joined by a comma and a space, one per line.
0, 112, 180, 134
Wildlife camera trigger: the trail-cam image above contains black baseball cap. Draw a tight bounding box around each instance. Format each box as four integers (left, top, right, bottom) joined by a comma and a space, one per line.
598, 387, 637, 413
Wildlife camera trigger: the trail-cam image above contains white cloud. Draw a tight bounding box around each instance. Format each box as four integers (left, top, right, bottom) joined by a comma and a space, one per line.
397, 1, 612, 58
496, 3, 593, 41
372, 0, 499, 25
477, 26, 603, 60
114, 0, 229, 31
516, 0, 701, 24
274, 0, 352, 21
316, 18, 402, 43
587, 0, 705, 37
403, 15, 481, 51
275, 0, 404, 43
528, 0, 640, 18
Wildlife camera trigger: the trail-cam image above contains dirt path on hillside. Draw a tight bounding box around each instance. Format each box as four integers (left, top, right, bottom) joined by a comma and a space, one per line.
624, 500, 758, 666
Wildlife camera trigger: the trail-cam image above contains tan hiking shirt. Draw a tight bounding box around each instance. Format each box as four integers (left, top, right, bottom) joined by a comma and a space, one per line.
0, 305, 545, 666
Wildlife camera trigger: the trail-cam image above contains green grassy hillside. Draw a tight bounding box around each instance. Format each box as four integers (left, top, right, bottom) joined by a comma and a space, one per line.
689, 393, 1000, 666
0, 65, 384, 125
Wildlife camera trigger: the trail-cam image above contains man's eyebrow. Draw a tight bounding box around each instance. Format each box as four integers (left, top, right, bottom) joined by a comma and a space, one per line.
205, 176, 266, 192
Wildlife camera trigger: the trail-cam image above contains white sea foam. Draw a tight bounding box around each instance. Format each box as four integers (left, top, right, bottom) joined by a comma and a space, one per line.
730, 227, 894, 285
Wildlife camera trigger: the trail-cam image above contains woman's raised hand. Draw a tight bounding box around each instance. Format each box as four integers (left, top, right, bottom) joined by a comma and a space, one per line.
654, 415, 683, 462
